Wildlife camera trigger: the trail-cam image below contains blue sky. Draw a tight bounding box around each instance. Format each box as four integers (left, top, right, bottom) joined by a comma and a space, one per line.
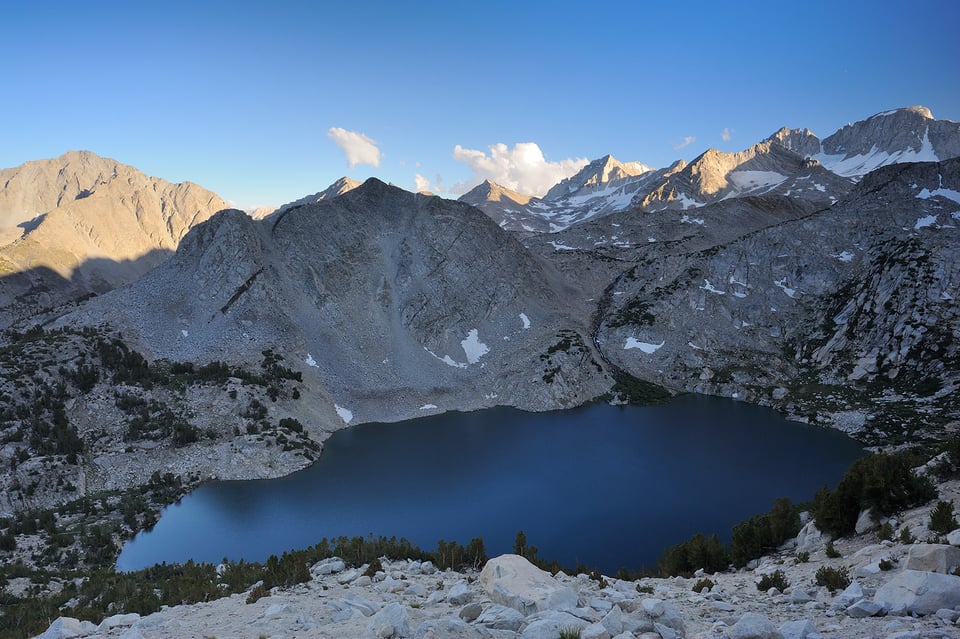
3, 1, 959, 208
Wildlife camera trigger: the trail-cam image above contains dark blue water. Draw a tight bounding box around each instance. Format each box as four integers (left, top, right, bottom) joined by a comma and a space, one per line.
117, 396, 862, 573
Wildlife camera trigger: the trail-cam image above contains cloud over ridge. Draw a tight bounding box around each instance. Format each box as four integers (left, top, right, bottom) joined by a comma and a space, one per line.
451, 142, 588, 197
328, 127, 382, 167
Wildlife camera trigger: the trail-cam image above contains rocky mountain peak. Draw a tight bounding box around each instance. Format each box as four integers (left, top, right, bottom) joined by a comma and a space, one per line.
459, 180, 533, 206
0, 150, 228, 325
817, 105, 959, 176
261, 176, 363, 219
869, 105, 934, 121
543, 154, 652, 201
767, 126, 823, 158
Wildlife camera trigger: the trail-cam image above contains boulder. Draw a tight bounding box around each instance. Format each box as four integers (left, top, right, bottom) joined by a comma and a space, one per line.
414, 618, 488, 639
854, 508, 879, 535
480, 554, 578, 615
778, 619, 819, 639
459, 603, 483, 622
795, 522, 826, 553
845, 598, 882, 618
830, 580, 864, 609
363, 602, 411, 639
447, 581, 476, 605
404, 582, 426, 597
599, 605, 623, 636
311, 557, 346, 576
96, 613, 141, 631
640, 597, 665, 617
36, 617, 98, 639
873, 569, 960, 615
476, 604, 526, 631
521, 611, 589, 639
621, 611, 656, 634
903, 543, 960, 574
654, 621, 679, 639
582, 622, 611, 639
343, 592, 379, 617
725, 612, 783, 639
337, 568, 360, 584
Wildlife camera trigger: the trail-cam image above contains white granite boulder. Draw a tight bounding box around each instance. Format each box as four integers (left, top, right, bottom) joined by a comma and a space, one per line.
413, 617, 488, 639
725, 612, 783, 639
854, 508, 879, 535
447, 581, 476, 605
521, 610, 589, 639
778, 619, 819, 639
311, 556, 346, 577
36, 617, 98, 639
903, 543, 960, 574
795, 521, 826, 554
873, 569, 960, 616
476, 604, 526, 631
480, 554, 578, 615
363, 602, 412, 639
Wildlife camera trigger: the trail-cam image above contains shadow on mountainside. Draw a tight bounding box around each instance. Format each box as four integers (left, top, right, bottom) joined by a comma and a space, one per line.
0, 249, 174, 329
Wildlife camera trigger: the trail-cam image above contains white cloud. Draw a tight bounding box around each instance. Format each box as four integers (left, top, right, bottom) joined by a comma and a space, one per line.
721, 128, 734, 142
327, 127, 382, 167
414, 173, 431, 192
450, 142, 588, 196
674, 136, 696, 151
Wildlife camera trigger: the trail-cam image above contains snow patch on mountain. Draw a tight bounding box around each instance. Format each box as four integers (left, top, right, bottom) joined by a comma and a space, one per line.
816, 133, 940, 177
624, 338, 664, 353
727, 170, 788, 191
334, 405, 353, 424
460, 329, 490, 364
917, 187, 960, 205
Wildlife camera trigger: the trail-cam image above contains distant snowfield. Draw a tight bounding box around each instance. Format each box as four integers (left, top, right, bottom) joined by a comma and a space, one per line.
816, 129, 939, 177
728, 170, 787, 191
914, 215, 938, 230
305, 353, 319, 368
519, 313, 531, 329
624, 338, 664, 353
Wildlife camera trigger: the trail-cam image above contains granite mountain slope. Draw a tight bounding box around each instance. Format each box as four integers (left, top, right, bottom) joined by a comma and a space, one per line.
0, 151, 227, 325
65, 179, 610, 428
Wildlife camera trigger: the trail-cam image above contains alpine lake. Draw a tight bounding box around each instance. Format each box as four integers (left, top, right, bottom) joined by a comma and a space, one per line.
117, 395, 863, 573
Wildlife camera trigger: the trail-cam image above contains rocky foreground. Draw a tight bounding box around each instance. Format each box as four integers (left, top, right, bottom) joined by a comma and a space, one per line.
34, 481, 960, 639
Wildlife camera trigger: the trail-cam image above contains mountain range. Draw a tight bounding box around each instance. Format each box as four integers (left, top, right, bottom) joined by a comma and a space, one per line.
0, 105, 958, 514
